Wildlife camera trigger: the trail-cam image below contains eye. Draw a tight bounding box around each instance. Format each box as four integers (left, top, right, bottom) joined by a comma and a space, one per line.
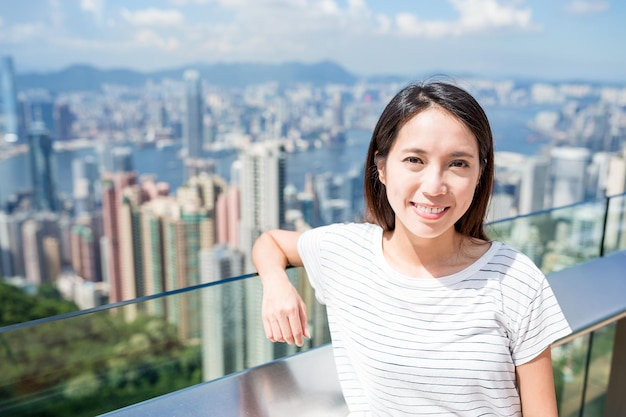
450, 160, 469, 168
405, 156, 423, 164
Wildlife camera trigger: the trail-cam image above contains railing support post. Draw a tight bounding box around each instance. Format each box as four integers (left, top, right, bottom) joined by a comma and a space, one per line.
599, 196, 610, 257
604, 317, 626, 416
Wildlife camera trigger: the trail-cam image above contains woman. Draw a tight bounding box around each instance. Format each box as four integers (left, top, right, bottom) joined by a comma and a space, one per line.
252, 81, 571, 416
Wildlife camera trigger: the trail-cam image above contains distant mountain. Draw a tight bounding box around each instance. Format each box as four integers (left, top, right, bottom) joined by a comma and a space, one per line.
16, 61, 365, 92
17, 65, 149, 92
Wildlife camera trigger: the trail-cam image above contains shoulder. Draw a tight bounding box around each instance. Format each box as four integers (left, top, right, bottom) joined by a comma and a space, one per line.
487, 243, 543, 279
300, 222, 381, 243
486, 242, 546, 302
299, 222, 381, 262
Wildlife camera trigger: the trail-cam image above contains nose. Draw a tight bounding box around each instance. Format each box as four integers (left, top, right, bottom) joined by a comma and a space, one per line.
421, 166, 447, 196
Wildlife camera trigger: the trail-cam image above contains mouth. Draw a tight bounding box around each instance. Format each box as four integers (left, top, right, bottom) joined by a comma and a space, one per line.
411, 203, 449, 216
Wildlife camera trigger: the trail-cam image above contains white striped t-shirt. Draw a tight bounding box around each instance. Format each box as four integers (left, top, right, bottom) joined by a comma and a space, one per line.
298, 222, 571, 417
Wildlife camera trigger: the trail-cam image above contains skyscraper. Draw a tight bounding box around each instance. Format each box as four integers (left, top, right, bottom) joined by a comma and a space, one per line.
200, 244, 245, 381
22, 212, 62, 286
215, 184, 240, 247
140, 198, 174, 317
0, 211, 28, 278
101, 171, 137, 304
238, 141, 286, 365
163, 208, 212, 340
70, 216, 100, 283
549, 147, 591, 208
605, 150, 626, 252
72, 156, 99, 215
1, 56, 19, 142
54, 102, 73, 141
519, 155, 549, 215
28, 95, 54, 134
111, 147, 134, 173
183, 70, 204, 160
239, 141, 286, 269
28, 121, 58, 212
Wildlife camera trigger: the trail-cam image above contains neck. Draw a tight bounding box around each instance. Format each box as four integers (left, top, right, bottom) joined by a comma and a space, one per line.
382, 228, 473, 278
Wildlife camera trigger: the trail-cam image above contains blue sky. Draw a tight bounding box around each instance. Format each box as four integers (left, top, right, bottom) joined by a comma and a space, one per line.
0, 0, 623, 81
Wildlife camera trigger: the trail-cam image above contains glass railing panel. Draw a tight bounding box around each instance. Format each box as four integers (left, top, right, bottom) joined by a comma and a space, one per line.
603, 194, 626, 256
581, 323, 616, 417
487, 199, 607, 274
553, 334, 591, 417
3, 192, 626, 416
0, 267, 331, 417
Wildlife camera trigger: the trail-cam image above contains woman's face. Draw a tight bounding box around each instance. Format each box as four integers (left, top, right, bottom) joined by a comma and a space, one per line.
377, 106, 481, 242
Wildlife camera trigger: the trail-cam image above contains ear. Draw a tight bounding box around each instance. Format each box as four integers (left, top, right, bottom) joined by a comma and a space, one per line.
375, 152, 386, 186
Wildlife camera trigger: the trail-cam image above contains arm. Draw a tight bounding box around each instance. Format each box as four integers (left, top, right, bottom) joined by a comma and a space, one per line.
252, 230, 310, 347
516, 347, 558, 417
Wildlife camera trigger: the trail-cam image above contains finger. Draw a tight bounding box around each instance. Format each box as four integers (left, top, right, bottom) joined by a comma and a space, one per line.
271, 319, 285, 343
299, 303, 310, 339
262, 317, 275, 342
289, 315, 304, 347
279, 316, 295, 345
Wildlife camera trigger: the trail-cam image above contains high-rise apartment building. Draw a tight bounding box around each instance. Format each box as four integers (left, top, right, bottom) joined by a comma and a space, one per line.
21, 213, 62, 286
101, 171, 137, 304
1, 56, 19, 142
163, 208, 212, 340
606, 149, 626, 196
70, 218, 100, 283
27, 95, 54, 134
200, 244, 245, 381
215, 185, 240, 247
140, 198, 175, 318
118, 185, 147, 306
21, 220, 41, 285
0, 211, 29, 278
54, 102, 73, 141
111, 147, 134, 173
72, 157, 99, 215
239, 142, 286, 268
238, 141, 286, 365
183, 70, 204, 160
549, 147, 591, 208
28, 121, 58, 212
604, 150, 626, 251
0, 212, 14, 277
519, 155, 550, 215
311, 168, 363, 225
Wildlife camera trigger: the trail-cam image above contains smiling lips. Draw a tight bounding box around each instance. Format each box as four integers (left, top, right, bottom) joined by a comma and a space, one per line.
411, 203, 449, 218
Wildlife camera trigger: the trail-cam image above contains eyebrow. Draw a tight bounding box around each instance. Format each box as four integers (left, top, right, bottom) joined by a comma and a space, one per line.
400, 148, 477, 159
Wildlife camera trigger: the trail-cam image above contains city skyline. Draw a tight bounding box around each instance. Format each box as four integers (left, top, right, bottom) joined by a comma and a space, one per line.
0, 1, 624, 83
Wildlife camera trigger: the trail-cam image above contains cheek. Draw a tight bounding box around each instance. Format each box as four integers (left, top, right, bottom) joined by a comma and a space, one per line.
459, 181, 479, 207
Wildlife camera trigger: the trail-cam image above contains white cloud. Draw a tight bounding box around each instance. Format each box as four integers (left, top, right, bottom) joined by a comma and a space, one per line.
453, 0, 533, 30
120, 8, 185, 27
49, 0, 66, 27
396, 0, 538, 38
80, 0, 105, 23
375, 14, 392, 34
134, 29, 181, 50
168, 0, 211, 4
566, 0, 609, 15
3, 22, 47, 42
396, 13, 452, 38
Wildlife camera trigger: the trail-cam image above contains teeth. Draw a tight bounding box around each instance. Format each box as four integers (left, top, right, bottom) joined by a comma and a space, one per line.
416, 205, 445, 214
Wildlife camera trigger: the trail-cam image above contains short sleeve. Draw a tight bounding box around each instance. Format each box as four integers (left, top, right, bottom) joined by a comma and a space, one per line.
297, 225, 333, 305
501, 250, 572, 366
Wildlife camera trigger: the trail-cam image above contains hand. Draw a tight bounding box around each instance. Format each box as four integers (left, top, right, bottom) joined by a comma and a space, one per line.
261, 278, 310, 347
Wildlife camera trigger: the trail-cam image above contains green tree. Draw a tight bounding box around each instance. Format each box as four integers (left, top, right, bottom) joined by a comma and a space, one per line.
0, 282, 78, 327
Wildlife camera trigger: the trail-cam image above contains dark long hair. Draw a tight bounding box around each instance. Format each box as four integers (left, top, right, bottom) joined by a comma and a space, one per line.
363, 81, 494, 241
